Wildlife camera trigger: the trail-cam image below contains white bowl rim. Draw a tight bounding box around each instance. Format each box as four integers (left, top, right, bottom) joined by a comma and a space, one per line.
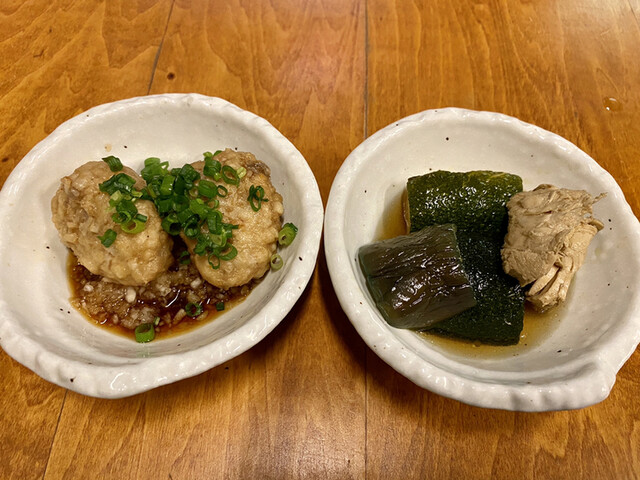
324, 107, 640, 411
0, 93, 324, 398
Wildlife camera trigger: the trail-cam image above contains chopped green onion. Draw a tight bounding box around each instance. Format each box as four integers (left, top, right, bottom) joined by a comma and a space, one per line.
207, 253, 221, 269
99, 173, 137, 196
213, 150, 222, 156
206, 210, 222, 234
218, 245, 237, 261
216, 185, 228, 197
248, 185, 268, 212
189, 198, 209, 216
156, 197, 173, 214
278, 223, 298, 246
153, 316, 161, 326
179, 163, 201, 184
221, 165, 240, 186
178, 250, 191, 265
183, 224, 200, 239
102, 156, 123, 172
236, 167, 247, 179
172, 195, 189, 212
121, 218, 147, 234
270, 253, 284, 271
185, 302, 203, 317
144, 157, 162, 167
161, 214, 182, 235
216, 302, 225, 311
203, 158, 221, 178
137, 152, 241, 268
109, 190, 124, 207
198, 179, 217, 199
134, 323, 155, 343
98, 229, 117, 247
160, 175, 175, 196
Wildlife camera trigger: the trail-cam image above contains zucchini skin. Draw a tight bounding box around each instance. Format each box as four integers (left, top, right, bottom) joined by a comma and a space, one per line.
407, 171, 525, 345
358, 224, 477, 330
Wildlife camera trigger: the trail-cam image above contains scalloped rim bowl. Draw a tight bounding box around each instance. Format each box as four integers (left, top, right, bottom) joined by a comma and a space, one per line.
325, 108, 640, 411
0, 94, 323, 398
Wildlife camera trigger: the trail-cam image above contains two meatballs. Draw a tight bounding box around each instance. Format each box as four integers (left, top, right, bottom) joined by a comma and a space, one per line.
52, 150, 283, 289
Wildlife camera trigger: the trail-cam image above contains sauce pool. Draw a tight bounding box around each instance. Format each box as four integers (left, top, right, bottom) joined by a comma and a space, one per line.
67, 250, 251, 341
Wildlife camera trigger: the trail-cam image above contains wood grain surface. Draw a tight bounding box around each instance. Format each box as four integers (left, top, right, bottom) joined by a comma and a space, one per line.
1, 0, 638, 479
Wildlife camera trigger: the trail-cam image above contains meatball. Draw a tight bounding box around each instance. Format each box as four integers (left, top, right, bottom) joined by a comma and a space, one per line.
52, 161, 173, 286
183, 149, 283, 289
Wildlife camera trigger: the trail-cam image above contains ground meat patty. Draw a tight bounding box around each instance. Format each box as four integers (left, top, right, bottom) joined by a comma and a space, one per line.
183, 149, 283, 289
51, 161, 173, 286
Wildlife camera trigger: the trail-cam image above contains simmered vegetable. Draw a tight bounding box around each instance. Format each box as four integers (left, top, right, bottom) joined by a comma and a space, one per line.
406, 170, 525, 345
359, 224, 476, 329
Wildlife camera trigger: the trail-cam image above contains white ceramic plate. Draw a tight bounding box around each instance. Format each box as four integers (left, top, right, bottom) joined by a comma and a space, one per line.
325, 108, 640, 411
0, 94, 323, 398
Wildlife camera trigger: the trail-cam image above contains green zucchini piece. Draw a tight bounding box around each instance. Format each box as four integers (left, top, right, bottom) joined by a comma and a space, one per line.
406, 170, 525, 345
358, 224, 476, 330
407, 170, 522, 234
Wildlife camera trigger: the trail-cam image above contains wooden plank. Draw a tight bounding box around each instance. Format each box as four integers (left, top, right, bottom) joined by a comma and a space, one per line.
43, 0, 367, 478
0, 1, 172, 479
365, 0, 640, 478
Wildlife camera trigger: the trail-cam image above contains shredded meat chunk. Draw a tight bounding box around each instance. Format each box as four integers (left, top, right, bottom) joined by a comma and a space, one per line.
501, 184, 604, 311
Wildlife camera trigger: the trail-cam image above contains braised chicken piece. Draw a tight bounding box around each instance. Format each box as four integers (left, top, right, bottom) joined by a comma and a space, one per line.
52, 161, 173, 286
501, 184, 604, 311
183, 149, 283, 289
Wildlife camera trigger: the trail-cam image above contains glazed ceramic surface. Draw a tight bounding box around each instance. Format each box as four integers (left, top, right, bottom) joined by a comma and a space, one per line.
0, 94, 323, 398
324, 108, 640, 411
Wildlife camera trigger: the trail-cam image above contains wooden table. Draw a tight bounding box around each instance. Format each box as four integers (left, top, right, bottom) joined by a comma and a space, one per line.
2, 1, 639, 478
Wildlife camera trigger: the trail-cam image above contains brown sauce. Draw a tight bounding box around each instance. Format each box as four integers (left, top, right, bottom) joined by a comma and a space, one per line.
374, 192, 561, 355
67, 240, 252, 341
375, 189, 408, 240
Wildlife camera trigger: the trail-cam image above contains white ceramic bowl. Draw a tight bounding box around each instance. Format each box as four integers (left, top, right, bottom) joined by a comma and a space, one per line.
325, 108, 640, 411
0, 94, 323, 398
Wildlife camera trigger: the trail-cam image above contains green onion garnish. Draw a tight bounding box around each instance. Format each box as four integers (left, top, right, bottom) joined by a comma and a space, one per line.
278, 223, 298, 246
236, 167, 247, 179
100, 172, 147, 236
221, 165, 240, 186
218, 245, 237, 261
215, 302, 225, 311
270, 253, 283, 271
102, 156, 123, 172
216, 185, 228, 197
185, 302, 203, 317
197, 179, 217, 199
203, 158, 221, 179
99, 173, 136, 195
134, 323, 155, 343
139, 152, 241, 269
98, 229, 117, 247
248, 185, 268, 212
120, 218, 147, 234
178, 250, 191, 265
